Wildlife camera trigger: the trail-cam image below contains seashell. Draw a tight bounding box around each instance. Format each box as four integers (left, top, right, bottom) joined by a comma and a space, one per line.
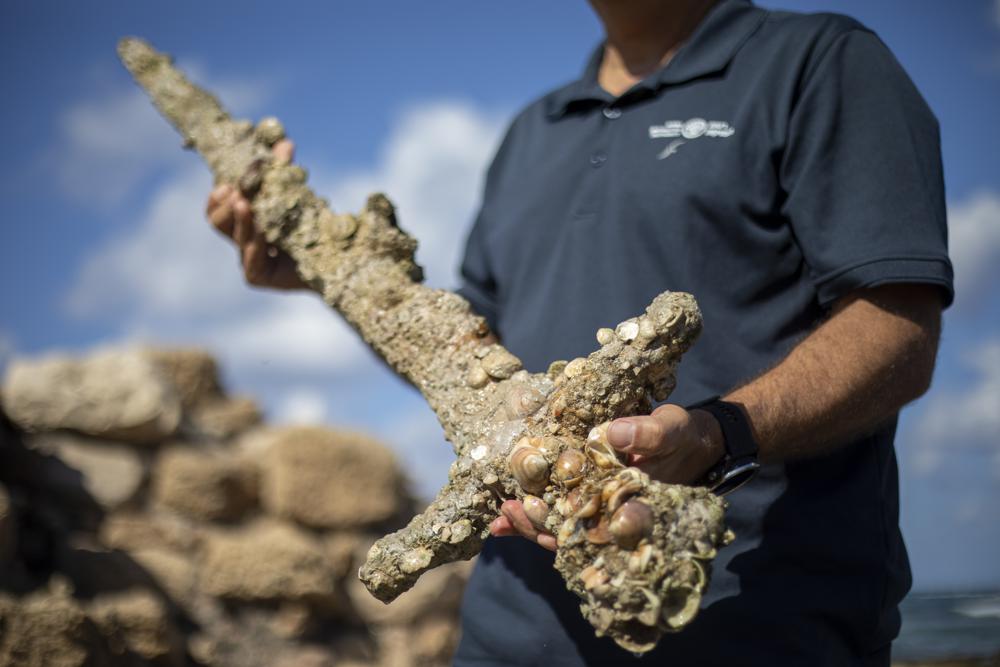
562, 357, 587, 378
615, 318, 640, 342
553, 449, 588, 486
608, 499, 654, 549
596, 327, 616, 345
522, 495, 549, 530
579, 565, 609, 592
532, 435, 564, 459
400, 547, 433, 574
585, 515, 613, 545
662, 587, 702, 629
637, 588, 662, 627
557, 517, 583, 547
606, 478, 643, 514
638, 316, 657, 342
255, 116, 286, 145
467, 365, 490, 389
481, 349, 522, 380
546, 360, 568, 379
505, 385, 545, 419
586, 422, 624, 469
508, 441, 550, 494
627, 543, 655, 574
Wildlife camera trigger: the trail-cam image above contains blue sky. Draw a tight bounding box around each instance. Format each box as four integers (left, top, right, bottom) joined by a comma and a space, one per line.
1, 1, 998, 592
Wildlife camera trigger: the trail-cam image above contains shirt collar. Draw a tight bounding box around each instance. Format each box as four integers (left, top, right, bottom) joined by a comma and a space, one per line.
545, 0, 767, 118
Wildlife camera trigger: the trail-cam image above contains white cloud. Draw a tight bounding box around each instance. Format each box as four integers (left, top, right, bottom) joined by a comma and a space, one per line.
320, 101, 506, 288
53, 62, 270, 208
911, 340, 1000, 478
948, 191, 1000, 310
274, 387, 329, 424
66, 164, 368, 376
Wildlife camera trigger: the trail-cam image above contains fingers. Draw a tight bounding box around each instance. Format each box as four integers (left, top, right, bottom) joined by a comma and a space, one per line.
607, 404, 690, 457
232, 196, 254, 245
273, 138, 295, 165
241, 231, 271, 286
207, 184, 236, 237
491, 500, 556, 551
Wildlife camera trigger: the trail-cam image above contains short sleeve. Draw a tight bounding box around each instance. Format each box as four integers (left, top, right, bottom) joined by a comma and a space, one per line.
780, 29, 954, 308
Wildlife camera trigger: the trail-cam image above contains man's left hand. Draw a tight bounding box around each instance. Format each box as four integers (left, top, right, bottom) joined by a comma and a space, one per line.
488, 405, 725, 551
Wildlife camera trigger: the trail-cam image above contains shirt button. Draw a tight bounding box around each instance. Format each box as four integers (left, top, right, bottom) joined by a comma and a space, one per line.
590, 152, 607, 167
602, 107, 622, 120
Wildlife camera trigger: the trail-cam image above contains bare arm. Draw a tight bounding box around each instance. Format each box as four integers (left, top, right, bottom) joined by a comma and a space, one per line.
495, 283, 944, 549
723, 283, 942, 461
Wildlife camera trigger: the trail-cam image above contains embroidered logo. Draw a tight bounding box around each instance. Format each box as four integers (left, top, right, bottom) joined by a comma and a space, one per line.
648, 118, 735, 159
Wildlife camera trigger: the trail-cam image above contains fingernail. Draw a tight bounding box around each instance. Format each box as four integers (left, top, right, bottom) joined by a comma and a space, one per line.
607, 420, 635, 449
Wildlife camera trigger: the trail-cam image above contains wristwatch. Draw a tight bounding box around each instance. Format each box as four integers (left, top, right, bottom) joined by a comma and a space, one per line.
686, 396, 760, 496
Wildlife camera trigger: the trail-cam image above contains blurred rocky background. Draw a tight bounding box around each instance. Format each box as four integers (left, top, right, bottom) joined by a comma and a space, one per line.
0, 346, 469, 667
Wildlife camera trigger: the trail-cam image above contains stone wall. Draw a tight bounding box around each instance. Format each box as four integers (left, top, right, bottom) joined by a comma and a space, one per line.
0, 347, 469, 667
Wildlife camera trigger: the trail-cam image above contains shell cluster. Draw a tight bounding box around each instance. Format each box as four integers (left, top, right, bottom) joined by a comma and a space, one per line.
503, 420, 729, 654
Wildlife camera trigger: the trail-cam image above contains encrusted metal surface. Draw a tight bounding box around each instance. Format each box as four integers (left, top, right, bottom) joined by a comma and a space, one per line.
118, 38, 730, 652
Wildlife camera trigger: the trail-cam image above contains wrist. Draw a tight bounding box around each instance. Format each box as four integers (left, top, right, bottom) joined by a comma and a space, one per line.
690, 408, 725, 471
685, 397, 761, 495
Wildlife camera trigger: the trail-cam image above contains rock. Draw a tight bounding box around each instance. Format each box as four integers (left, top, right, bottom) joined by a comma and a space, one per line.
273, 646, 336, 667
0, 583, 114, 667
199, 520, 337, 603
88, 589, 183, 665
348, 560, 470, 626
259, 427, 405, 529
2, 348, 181, 443
99, 511, 200, 554
323, 532, 369, 580
269, 601, 314, 639
153, 447, 257, 521
28, 433, 145, 511
143, 348, 222, 409
130, 548, 198, 605
411, 616, 460, 665
0, 483, 15, 565
190, 396, 261, 440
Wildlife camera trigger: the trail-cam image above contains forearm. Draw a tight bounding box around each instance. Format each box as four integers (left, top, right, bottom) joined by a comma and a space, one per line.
724, 284, 943, 462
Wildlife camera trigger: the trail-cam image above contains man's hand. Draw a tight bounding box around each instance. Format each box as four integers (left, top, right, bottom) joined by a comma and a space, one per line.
205, 139, 308, 290
488, 406, 725, 551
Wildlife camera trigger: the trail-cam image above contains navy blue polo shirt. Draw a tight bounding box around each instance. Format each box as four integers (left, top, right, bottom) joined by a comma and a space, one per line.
454, 2, 953, 666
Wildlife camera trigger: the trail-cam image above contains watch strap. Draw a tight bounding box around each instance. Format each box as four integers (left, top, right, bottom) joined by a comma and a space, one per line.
686, 396, 760, 495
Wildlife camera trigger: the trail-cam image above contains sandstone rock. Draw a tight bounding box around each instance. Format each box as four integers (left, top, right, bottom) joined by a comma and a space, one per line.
411, 616, 460, 666
28, 433, 145, 511
260, 427, 405, 529
88, 589, 183, 665
190, 396, 262, 440
200, 521, 336, 603
0, 483, 15, 565
273, 646, 336, 667
130, 548, 198, 605
143, 348, 222, 409
348, 559, 471, 626
323, 532, 369, 580
0, 583, 113, 667
99, 511, 201, 554
153, 447, 257, 521
2, 348, 181, 443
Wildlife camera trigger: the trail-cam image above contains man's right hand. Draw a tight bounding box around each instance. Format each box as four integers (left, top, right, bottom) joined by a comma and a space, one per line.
205, 138, 307, 291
